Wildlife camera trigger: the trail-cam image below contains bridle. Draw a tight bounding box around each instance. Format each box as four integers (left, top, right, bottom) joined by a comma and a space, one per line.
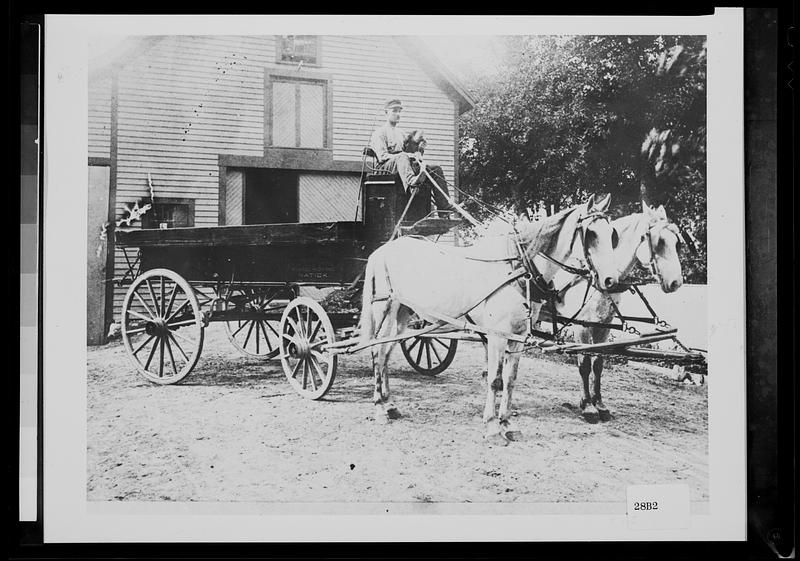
512, 208, 612, 300
642, 219, 682, 282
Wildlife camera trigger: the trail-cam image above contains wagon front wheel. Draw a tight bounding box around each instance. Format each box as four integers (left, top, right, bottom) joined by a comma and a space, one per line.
279, 297, 337, 400
121, 268, 204, 385
400, 315, 458, 376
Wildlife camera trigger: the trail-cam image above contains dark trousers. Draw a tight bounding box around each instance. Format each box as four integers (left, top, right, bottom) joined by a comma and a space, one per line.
377, 153, 453, 211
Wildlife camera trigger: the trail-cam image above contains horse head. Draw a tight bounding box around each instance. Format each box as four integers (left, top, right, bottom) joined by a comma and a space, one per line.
636, 202, 684, 293
524, 194, 619, 291
576, 193, 619, 291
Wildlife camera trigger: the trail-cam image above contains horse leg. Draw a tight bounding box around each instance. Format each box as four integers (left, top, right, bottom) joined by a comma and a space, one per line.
498, 341, 523, 441
381, 303, 411, 420
483, 336, 508, 446
591, 355, 611, 421
578, 354, 600, 423
370, 300, 397, 423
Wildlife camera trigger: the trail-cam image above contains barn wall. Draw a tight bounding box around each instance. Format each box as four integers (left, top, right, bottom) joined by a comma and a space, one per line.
88, 77, 112, 159
90, 35, 459, 322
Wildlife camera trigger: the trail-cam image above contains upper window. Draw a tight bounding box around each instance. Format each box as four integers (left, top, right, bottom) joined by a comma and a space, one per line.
267, 73, 330, 149
277, 35, 319, 65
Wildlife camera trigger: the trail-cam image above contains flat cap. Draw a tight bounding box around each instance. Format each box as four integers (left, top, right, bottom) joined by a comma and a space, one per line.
384, 99, 403, 110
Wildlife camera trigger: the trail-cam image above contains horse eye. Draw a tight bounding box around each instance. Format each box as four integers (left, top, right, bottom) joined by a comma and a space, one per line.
584, 229, 597, 246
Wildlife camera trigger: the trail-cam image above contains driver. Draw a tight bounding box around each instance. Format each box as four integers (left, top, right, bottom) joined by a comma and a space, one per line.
368, 99, 456, 217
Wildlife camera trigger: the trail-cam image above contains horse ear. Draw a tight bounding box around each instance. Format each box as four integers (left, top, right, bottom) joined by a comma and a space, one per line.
642, 200, 652, 214
656, 205, 668, 220
584, 193, 596, 209
593, 193, 611, 212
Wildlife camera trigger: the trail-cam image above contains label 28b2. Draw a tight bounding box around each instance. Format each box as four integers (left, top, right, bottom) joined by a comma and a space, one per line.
633, 501, 659, 511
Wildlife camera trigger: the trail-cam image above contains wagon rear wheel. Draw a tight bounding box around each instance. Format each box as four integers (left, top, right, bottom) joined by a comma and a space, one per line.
400, 315, 458, 376
224, 286, 286, 359
121, 268, 204, 384
279, 297, 337, 400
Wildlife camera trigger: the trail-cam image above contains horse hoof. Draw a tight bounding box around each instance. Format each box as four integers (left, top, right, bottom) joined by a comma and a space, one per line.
580, 405, 600, 424
484, 432, 509, 447
386, 407, 402, 420
598, 409, 612, 422
503, 430, 524, 442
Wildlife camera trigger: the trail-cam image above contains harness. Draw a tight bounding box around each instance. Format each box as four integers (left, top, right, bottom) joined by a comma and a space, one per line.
545, 218, 683, 341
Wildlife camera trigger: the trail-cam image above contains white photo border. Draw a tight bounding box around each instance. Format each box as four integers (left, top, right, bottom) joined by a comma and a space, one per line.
43, 10, 745, 542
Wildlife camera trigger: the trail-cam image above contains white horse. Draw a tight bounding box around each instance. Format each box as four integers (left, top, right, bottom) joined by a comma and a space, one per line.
552, 202, 684, 421
358, 194, 620, 445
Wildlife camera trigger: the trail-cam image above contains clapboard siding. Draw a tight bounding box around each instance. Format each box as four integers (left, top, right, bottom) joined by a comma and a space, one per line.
95, 34, 461, 322
88, 77, 112, 158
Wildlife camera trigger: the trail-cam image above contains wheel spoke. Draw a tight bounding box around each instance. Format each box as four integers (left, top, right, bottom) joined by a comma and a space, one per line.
167, 318, 199, 329
145, 279, 161, 317
405, 337, 421, 354
167, 331, 190, 361
308, 319, 322, 343
285, 317, 303, 341
133, 290, 157, 319
290, 357, 303, 379
306, 358, 318, 391
428, 340, 443, 364
258, 321, 274, 351
301, 360, 309, 389
432, 338, 453, 354
144, 335, 159, 370
255, 319, 261, 354
164, 281, 179, 319
231, 320, 249, 338
171, 328, 197, 348
132, 334, 156, 356
159, 336, 165, 377
242, 320, 256, 349
415, 338, 425, 365
265, 320, 281, 339
165, 299, 190, 323
127, 309, 153, 323
126, 326, 148, 335
164, 334, 179, 377
309, 353, 326, 382
159, 278, 166, 320
425, 341, 432, 369
293, 307, 306, 337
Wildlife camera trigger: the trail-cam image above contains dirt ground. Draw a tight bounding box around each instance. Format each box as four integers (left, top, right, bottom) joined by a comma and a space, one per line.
87, 324, 708, 504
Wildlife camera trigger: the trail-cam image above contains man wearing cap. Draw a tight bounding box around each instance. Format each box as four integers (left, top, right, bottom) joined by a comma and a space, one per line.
369, 99, 456, 216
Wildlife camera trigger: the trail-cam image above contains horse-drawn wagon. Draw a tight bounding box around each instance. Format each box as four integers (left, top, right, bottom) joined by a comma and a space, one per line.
115, 155, 703, 442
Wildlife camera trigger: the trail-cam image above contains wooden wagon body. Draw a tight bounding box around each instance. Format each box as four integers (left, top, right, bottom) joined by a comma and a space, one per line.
114, 171, 462, 397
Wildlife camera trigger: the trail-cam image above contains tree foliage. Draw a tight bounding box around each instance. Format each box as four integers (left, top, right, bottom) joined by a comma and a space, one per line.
458, 35, 707, 282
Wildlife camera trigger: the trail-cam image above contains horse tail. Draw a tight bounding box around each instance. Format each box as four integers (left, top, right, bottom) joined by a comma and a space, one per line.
359, 254, 377, 346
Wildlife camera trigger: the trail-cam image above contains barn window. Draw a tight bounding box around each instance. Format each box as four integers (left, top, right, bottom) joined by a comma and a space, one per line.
276, 35, 319, 65
266, 73, 331, 149
141, 198, 195, 229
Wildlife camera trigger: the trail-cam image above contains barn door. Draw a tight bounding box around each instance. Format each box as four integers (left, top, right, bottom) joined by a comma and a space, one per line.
87, 165, 110, 345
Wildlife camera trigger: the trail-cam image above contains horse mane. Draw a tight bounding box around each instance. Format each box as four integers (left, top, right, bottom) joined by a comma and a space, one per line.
466, 204, 581, 261
515, 204, 581, 258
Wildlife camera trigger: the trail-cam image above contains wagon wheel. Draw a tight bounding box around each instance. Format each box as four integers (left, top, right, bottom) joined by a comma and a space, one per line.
279, 297, 338, 400
121, 268, 204, 385
223, 286, 286, 359
400, 314, 458, 376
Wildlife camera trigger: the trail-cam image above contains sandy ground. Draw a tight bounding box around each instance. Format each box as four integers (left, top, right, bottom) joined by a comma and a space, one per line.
87, 324, 708, 504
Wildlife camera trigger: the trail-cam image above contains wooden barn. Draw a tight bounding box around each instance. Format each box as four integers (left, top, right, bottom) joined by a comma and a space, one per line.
87, 34, 475, 345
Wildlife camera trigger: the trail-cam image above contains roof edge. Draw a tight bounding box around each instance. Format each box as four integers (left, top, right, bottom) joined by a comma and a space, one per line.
394, 37, 476, 115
